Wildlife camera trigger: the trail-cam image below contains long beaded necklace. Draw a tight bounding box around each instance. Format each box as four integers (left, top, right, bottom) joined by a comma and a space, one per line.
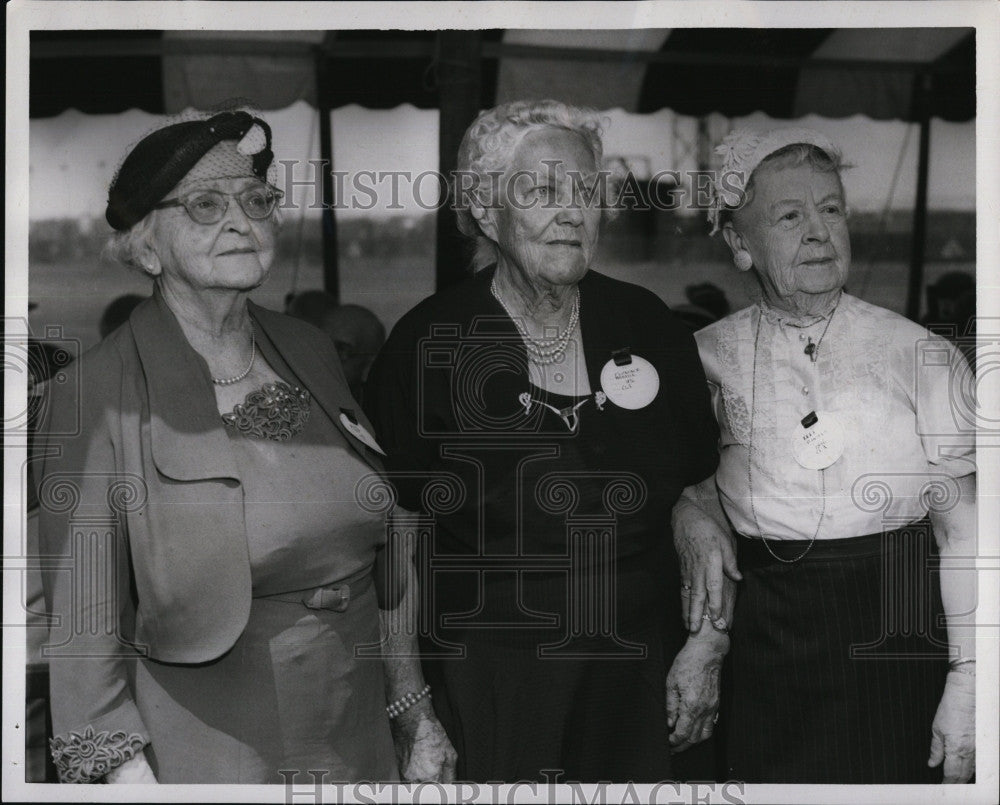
490, 276, 580, 366
746, 298, 841, 564
212, 328, 256, 385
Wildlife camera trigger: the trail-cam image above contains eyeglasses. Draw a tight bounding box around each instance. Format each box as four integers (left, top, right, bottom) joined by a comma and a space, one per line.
154, 184, 283, 225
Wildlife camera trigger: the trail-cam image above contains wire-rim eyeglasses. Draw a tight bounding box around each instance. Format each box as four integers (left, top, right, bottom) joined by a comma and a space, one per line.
153, 184, 283, 225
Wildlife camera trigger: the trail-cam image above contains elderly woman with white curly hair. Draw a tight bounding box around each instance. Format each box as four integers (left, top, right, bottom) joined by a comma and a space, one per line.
364, 100, 727, 781
676, 127, 977, 783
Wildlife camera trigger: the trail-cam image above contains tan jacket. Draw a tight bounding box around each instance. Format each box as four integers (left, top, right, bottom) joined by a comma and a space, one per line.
35, 289, 386, 768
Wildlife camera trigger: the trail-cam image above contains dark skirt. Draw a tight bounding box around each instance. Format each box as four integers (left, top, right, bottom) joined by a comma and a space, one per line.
423, 609, 679, 784
724, 521, 950, 784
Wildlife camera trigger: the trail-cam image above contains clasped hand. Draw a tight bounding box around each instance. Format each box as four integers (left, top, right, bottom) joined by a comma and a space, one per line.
673, 503, 741, 633
391, 706, 458, 783
666, 633, 728, 753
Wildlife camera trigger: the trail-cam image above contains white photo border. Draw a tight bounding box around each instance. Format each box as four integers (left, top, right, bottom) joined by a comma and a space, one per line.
5, 2, 998, 803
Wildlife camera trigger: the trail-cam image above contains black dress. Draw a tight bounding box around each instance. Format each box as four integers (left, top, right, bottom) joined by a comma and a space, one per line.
364, 267, 719, 782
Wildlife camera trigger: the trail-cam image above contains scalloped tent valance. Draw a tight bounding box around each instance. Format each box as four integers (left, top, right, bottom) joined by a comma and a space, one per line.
30, 28, 974, 123
28, 27, 975, 310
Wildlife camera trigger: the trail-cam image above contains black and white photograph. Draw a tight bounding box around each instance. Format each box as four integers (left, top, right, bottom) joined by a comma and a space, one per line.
4, 2, 998, 803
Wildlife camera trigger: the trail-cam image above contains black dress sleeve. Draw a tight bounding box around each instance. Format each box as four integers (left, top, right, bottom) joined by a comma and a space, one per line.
671, 321, 721, 487
363, 314, 433, 513
636, 287, 720, 488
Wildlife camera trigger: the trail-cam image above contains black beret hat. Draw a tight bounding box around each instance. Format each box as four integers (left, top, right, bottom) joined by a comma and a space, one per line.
106, 111, 274, 231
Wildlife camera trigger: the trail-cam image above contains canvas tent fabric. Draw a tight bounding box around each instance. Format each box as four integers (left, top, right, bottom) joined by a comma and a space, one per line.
792, 28, 974, 120
494, 29, 671, 112
636, 28, 973, 122
30, 28, 974, 122
161, 31, 324, 113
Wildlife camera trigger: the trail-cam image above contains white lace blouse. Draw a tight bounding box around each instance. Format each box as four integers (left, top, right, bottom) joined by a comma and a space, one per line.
695, 293, 976, 540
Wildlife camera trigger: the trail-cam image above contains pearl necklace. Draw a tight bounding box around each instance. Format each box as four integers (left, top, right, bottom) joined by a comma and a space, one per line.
490, 277, 580, 365
212, 329, 256, 385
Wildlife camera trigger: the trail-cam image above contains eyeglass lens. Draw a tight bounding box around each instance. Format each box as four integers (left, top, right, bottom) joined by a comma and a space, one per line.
183, 186, 278, 223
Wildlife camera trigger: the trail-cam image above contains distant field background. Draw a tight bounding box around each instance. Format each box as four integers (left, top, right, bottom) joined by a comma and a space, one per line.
28, 209, 975, 354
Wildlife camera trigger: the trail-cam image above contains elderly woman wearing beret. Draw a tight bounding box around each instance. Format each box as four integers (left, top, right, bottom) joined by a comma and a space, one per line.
34, 110, 455, 783
676, 127, 977, 783
365, 100, 726, 782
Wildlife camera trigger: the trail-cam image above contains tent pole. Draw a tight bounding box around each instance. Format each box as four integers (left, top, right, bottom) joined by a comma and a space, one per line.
316, 39, 339, 299
906, 72, 932, 322
435, 31, 483, 291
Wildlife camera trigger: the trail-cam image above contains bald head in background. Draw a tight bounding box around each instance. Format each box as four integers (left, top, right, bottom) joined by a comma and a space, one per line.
286, 291, 386, 402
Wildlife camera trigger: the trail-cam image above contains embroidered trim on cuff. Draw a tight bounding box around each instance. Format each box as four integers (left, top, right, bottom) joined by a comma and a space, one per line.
50, 725, 147, 783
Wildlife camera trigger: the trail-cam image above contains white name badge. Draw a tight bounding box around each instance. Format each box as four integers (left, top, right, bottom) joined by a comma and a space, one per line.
792, 410, 845, 470
599, 354, 660, 410
339, 413, 387, 455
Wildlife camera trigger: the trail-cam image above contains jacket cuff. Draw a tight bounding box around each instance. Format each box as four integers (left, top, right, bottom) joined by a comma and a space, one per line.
49, 701, 149, 783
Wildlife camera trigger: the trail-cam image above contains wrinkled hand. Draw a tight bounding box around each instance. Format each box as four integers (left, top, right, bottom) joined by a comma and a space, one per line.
674, 509, 741, 632
666, 634, 727, 753
104, 751, 157, 783
391, 707, 457, 782
928, 671, 975, 783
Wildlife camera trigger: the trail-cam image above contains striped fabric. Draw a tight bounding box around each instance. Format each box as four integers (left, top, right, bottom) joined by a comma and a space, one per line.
724, 521, 950, 783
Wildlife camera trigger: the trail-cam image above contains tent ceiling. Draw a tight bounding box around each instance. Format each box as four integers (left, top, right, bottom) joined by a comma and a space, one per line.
495, 29, 671, 113
636, 28, 973, 120
30, 28, 974, 122
637, 28, 832, 117
792, 28, 975, 120
161, 30, 325, 111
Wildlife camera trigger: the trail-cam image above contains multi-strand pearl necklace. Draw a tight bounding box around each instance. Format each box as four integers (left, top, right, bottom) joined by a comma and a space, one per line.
490, 277, 580, 366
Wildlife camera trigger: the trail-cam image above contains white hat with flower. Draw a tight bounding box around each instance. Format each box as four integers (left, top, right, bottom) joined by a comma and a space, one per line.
707, 127, 840, 235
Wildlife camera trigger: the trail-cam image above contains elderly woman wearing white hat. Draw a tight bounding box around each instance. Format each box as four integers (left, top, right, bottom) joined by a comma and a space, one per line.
674, 127, 977, 783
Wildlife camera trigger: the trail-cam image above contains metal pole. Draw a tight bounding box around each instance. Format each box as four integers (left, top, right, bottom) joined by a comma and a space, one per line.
905, 72, 932, 322
316, 39, 339, 298
435, 31, 483, 291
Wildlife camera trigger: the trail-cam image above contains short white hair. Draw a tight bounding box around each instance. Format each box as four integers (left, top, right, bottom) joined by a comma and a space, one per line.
103, 214, 157, 275
454, 99, 610, 272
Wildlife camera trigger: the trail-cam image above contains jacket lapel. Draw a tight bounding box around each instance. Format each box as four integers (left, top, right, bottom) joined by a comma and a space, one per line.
130, 291, 241, 482
249, 303, 385, 473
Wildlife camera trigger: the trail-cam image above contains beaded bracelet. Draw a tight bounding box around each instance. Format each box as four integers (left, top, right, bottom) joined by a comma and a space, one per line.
386, 684, 432, 719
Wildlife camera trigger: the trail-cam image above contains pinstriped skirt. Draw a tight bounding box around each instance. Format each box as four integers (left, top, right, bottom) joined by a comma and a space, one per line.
724, 521, 950, 783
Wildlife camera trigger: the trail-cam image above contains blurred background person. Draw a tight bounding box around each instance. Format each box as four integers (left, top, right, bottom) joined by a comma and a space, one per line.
922, 270, 976, 369
325, 304, 387, 403
285, 288, 338, 327
686, 282, 731, 321
672, 282, 732, 333
288, 290, 387, 403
